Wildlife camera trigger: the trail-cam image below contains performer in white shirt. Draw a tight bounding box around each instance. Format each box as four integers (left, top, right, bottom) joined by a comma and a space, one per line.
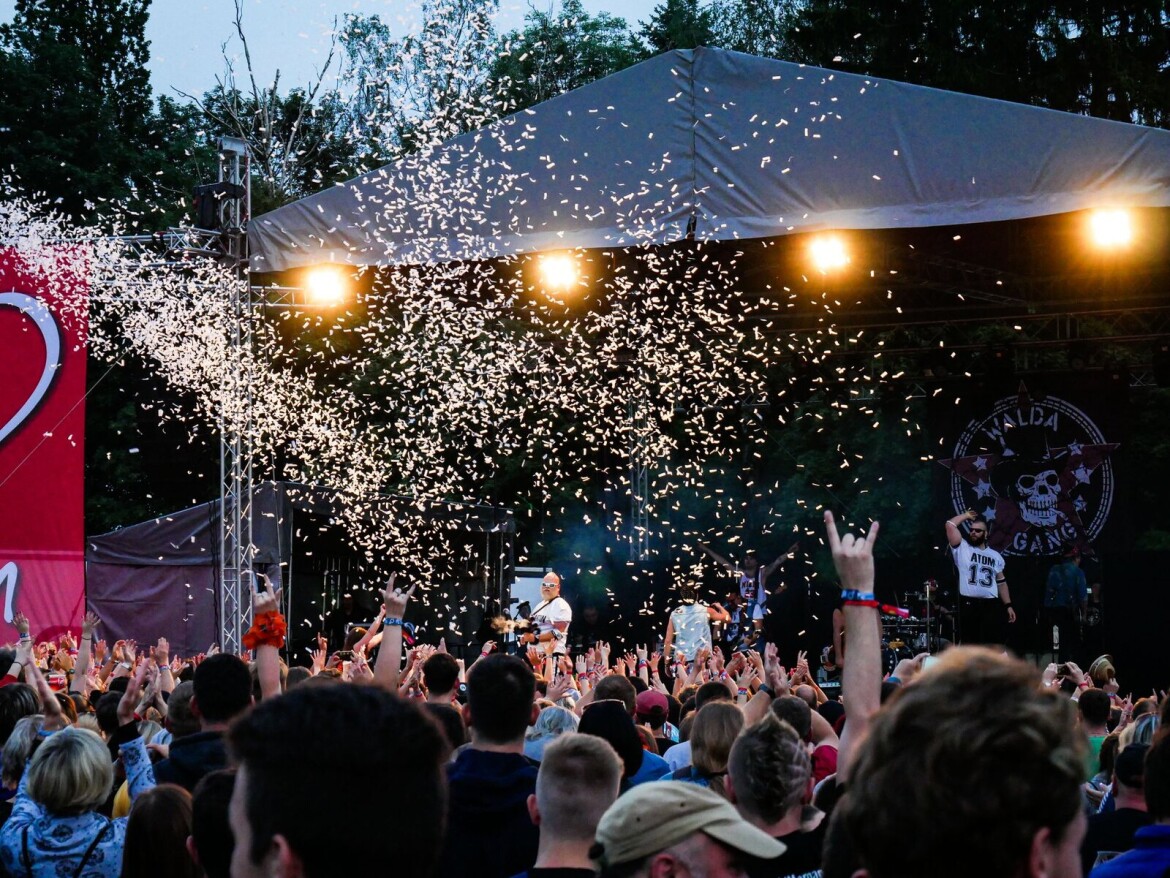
520, 571, 573, 656
946, 510, 1016, 646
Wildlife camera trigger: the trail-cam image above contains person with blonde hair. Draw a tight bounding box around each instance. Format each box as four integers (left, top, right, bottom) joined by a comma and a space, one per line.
0, 662, 156, 877
516, 733, 623, 878
664, 701, 744, 791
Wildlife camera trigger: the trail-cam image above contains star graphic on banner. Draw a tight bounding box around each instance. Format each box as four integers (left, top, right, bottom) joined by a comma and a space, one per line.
938, 384, 1119, 554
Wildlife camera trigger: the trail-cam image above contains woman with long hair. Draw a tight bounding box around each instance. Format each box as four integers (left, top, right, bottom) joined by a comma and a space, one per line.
120, 785, 198, 878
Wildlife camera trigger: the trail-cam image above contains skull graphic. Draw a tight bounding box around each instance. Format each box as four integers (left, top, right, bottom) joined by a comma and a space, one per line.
1015, 469, 1061, 527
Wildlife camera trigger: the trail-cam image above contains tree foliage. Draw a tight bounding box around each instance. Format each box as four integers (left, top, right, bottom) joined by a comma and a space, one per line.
640, 0, 716, 55
490, 0, 643, 113
0, 0, 211, 223
341, 0, 501, 160
780, 0, 1170, 126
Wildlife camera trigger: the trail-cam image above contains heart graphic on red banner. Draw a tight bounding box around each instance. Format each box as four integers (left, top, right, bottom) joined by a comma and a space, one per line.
0, 292, 62, 451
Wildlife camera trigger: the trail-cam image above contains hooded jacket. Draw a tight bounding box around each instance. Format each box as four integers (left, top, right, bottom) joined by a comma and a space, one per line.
151, 730, 227, 792
440, 748, 539, 878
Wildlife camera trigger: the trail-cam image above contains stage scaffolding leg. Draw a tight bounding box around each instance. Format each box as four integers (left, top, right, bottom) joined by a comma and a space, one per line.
217, 137, 254, 655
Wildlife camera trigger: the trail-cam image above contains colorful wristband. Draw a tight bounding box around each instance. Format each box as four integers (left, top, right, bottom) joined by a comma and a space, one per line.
383, 617, 404, 628
841, 589, 876, 602
844, 599, 880, 609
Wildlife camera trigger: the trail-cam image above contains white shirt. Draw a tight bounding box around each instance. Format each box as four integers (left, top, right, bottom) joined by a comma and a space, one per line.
664, 740, 692, 772
670, 602, 712, 662
952, 540, 1005, 599
532, 595, 572, 654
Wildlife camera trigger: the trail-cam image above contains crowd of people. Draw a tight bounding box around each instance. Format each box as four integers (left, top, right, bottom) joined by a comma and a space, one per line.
0, 510, 1165, 878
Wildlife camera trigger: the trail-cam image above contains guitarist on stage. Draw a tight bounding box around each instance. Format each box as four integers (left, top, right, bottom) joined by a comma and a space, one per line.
518, 572, 572, 656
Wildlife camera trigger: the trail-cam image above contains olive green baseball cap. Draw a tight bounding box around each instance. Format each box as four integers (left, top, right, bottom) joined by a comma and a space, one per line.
592, 782, 785, 868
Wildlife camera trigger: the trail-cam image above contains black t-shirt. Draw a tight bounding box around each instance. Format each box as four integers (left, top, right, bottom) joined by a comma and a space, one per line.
748, 821, 826, 878
655, 736, 676, 756
1081, 807, 1152, 875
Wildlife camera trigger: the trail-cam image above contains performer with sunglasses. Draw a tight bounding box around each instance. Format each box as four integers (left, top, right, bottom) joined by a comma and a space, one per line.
946, 510, 1016, 646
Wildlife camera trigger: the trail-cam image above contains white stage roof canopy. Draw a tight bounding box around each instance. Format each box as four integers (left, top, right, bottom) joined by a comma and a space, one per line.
249, 47, 1170, 272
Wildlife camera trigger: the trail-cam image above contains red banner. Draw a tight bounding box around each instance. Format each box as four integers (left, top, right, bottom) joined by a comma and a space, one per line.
0, 249, 88, 641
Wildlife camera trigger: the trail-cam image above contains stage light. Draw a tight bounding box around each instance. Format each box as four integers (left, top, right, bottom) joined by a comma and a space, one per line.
537, 253, 579, 290
304, 266, 347, 307
1087, 208, 1134, 249
808, 235, 849, 273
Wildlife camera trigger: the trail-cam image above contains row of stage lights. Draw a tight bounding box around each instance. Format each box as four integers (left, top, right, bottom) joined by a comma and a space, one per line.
299, 208, 1139, 305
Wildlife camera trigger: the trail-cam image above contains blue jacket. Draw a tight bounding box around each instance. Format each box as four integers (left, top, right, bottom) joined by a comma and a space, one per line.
1089, 824, 1170, 878
440, 748, 539, 878
0, 735, 155, 878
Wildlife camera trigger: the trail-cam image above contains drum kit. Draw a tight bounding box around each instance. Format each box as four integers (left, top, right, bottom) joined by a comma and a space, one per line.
881, 579, 955, 674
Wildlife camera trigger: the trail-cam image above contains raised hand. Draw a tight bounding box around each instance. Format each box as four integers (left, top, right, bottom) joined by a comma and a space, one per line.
93, 639, 107, 664
123, 640, 137, 665
764, 643, 788, 694
154, 637, 170, 667
598, 641, 611, 668
575, 655, 587, 675
350, 650, 373, 681
81, 611, 101, 637
546, 673, 573, 703
380, 574, 417, 619
310, 646, 327, 676
12, 612, 29, 638
824, 510, 879, 592
117, 660, 151, 726
526, 646, 544, 669
24, 662, 65, 730
253, 574, 281, 615
712, 646, 726, 672
745, 648, 765, 675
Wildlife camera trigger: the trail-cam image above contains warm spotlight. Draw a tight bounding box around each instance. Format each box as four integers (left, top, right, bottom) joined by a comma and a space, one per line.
537, 253, 579, 290
304, 266, 348, 307
808, 235, 849, 273
1088, 208, 1134, 249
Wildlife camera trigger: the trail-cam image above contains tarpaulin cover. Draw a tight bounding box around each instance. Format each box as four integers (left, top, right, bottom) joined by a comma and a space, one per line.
85, 487, 288, 656
86, 482, 515, 655
249, 47, 1170, 271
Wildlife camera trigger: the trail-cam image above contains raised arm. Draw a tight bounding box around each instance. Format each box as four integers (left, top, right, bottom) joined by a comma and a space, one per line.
762, 542, 799, 577
945, 509, 974, 548
69, 611, 100, 694
825, 510, 882, 783
373, 575, 416, 692
248, 576, 285, 701
351, 604, 386, 655
698, 541, 736, 573
706, 602, 731, 623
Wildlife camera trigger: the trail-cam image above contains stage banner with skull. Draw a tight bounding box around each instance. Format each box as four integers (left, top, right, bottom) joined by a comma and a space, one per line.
930, 375, 1126, 558
0, 249, 88, 640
